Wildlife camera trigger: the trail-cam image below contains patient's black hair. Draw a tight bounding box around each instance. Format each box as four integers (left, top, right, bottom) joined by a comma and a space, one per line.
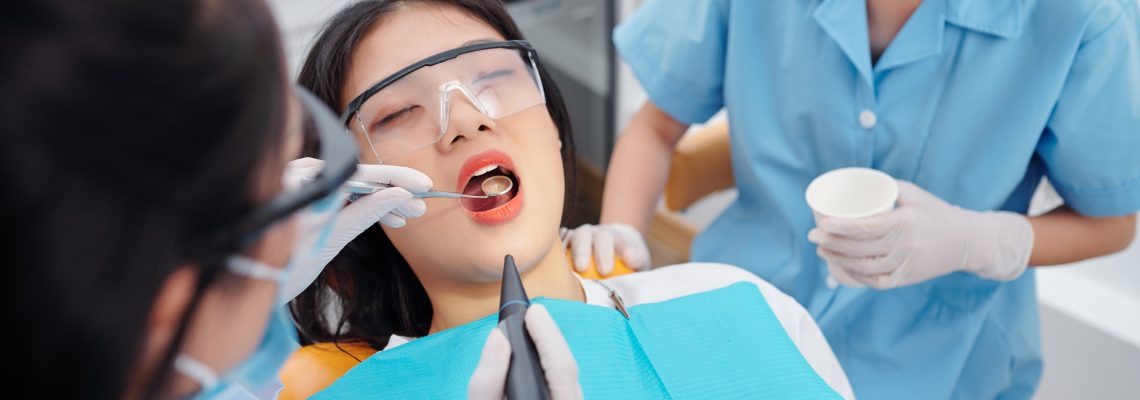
292, 0, 575, 352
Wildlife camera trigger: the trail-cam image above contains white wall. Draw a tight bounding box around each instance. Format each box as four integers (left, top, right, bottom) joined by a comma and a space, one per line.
1032, 185, 1140, 399
266, 0, 354, 77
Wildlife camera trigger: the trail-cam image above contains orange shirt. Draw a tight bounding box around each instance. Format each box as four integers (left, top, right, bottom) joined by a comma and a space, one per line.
278, 341, 379, 400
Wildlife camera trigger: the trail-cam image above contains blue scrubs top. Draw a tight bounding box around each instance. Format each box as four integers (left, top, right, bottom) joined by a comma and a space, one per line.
614, 0, 1140, 398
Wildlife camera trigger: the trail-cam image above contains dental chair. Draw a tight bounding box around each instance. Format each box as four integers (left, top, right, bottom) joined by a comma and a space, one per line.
574, 119, 732, 273
646, 120, 733, 265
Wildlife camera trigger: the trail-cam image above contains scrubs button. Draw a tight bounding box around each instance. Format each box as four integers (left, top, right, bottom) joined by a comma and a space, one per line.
859, 109, 877, 129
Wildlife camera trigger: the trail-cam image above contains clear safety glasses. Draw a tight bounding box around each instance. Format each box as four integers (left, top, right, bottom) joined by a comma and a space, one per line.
188, 86, 357, 263
341, 40, 546, 164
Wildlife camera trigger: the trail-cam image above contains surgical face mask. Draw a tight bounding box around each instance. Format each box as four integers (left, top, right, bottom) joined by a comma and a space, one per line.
342, 40, 546, 164
172, 257, 299, 400
173, 188, 343, 398
278, 192, 343, 306
173, 189, 342, 398
169, 86, 354, 399
172, 189, 344, 398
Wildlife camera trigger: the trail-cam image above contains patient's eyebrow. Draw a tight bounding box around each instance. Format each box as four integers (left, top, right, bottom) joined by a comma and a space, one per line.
461, 38, 499, 46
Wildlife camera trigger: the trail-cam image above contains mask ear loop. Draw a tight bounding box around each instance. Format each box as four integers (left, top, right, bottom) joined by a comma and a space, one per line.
226, 256, 289, 283
173, 355, 221, 390
437, 80, 491, 141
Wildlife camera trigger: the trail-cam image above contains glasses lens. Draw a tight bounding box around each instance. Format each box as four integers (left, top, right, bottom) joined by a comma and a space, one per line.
351, 46, 545, 164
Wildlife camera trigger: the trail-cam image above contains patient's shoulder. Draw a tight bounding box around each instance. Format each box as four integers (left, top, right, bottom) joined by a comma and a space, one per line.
278, 341, 378, 400
602, 262, 797, 312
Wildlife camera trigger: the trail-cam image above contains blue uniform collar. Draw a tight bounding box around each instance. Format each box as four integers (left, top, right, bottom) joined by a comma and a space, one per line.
813, 0, 874, 85
813, 0, 1022, 87
946, 0, 1024, 39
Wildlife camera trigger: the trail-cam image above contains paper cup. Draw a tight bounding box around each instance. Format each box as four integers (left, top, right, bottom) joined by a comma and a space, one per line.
805, 168, 898, 287
806, 168, 898, 219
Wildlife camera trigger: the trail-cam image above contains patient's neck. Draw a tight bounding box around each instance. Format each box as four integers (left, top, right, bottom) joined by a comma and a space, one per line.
423, 241, 584, 334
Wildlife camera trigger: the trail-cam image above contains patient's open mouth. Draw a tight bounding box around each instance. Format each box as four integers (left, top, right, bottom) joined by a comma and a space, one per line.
457, 150, 524, 224
461, 165, 519, 211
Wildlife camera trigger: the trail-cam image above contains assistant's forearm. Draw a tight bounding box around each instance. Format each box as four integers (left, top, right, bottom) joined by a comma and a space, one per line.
1027, 206, 1137, 266
599, 104, 688, 232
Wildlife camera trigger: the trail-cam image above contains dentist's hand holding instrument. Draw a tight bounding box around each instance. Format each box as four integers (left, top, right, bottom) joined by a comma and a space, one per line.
281, 157, 431, 300
282, 157, 517, 301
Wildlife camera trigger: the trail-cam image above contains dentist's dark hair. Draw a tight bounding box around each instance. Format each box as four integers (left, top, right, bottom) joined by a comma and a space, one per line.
291, 0, 575, 352
1, 0, 288, 397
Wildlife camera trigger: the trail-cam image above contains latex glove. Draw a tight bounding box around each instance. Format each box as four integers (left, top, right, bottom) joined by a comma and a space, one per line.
468, 304, 583, 400
808, 180, 1034, 289
560, 223, 650, 276
280, 157, 432, 302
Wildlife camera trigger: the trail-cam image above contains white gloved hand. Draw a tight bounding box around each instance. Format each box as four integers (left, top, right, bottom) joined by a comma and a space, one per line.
560, 223, 650, 276
468, 304, 583, 400
808, 180, 1034, 289
280, 158, 432, 302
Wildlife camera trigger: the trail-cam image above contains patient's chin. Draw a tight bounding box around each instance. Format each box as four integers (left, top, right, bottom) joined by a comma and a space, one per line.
457, 237, 555, 283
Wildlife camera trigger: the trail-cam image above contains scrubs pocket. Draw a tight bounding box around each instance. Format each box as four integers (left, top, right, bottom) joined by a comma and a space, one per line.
952, 314, 1015, 399
930, 271, 1001, 311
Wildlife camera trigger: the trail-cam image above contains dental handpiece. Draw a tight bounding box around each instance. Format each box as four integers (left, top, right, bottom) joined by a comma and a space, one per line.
341, 175, 513, 199
499, 255, 550, 400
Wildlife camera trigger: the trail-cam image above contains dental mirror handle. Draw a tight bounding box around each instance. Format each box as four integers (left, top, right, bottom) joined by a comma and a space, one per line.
342, 180, 489, 199
416, 189, 486, 199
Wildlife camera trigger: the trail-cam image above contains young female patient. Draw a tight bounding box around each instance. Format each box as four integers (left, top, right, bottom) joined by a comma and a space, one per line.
282, 1, 853, 398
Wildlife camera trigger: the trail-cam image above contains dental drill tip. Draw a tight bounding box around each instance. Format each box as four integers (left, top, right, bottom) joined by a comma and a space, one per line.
499, 255, 530, 320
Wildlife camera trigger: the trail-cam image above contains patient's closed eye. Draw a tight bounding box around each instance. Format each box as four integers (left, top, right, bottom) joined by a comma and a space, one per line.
374, 105, 420, 129
473, 69, 515, 84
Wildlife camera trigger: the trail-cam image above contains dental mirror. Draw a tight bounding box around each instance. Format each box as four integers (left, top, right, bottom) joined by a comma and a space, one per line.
339, 175, 514, 200
479, 175, 514, 198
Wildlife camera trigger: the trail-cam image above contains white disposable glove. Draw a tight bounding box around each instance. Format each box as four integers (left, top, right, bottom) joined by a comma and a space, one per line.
560, 223, 650, 276
808, 180, 1034, 289
468, 304, 583, 400
280, 158, 432, 302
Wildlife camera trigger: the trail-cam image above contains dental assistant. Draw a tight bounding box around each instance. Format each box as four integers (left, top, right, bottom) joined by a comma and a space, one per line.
598, 0, 1140, 398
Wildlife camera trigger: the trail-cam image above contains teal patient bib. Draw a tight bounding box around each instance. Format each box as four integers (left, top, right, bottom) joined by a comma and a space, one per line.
314, 282, 841, 399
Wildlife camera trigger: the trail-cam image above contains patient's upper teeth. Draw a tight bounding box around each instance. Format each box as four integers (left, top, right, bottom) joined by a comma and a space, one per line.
473, 164, 499, 177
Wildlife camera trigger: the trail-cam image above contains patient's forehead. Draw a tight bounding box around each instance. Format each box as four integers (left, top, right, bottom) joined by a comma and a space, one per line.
344, 2, 506, 106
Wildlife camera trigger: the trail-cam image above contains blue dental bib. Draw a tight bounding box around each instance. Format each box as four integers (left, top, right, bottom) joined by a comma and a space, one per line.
315, 282, 841, 399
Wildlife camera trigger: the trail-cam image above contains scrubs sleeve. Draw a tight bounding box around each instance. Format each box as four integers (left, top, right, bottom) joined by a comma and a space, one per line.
1039, 2, 1140, 217
613, 0, 729, 124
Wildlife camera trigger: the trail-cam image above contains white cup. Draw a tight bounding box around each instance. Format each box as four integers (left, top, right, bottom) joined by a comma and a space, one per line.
806, 167, 898, 219
805, 167, 899, 287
